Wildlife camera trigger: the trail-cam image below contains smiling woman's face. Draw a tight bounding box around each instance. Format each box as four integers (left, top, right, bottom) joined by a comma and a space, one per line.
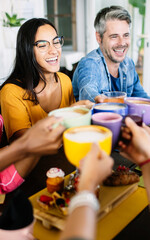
33, 24, 61, 74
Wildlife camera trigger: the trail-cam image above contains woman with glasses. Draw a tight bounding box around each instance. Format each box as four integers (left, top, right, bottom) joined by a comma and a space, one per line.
0, 18, 92, 143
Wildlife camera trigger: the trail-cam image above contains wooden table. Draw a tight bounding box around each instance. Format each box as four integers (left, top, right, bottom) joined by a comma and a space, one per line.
29, 187, 148, 240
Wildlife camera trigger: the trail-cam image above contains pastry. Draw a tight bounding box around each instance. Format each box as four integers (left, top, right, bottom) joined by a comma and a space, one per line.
37, 191, 72, 216
103, 165, 140, 186
46, 168, 65, 193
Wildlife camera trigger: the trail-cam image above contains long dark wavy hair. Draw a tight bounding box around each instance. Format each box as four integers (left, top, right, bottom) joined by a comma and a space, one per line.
1, 18, 58, 103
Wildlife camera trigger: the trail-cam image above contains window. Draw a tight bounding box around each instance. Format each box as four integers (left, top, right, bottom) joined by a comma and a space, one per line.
46, 0, 76, 50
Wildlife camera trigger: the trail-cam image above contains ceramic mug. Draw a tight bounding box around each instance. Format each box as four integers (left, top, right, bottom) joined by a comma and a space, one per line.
92, 102, 128, 118
92, 112, 123, 149
63, 125, 112, 167
48, 106, 91, 128
124, 97, 150, 125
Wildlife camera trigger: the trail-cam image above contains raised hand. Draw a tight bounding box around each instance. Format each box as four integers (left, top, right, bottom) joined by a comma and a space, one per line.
78, 143, 114, 193
19, 116, 66, 156
119, 117, 150, 165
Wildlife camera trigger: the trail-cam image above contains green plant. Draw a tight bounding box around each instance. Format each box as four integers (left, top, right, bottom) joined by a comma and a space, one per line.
3, 12, 25, 27
129, 0, 146, 51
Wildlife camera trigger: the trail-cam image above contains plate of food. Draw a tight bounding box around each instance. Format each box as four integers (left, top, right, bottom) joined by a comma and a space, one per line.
29, 166, 140, 230
36, 169, 79, 217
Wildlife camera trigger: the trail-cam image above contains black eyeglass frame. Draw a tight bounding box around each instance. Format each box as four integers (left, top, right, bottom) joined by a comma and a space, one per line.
33, 36, 64, 49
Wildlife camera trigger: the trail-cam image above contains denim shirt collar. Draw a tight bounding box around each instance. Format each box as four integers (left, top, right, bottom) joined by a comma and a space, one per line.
97, 48, 111, 90
97, 47, 128, 92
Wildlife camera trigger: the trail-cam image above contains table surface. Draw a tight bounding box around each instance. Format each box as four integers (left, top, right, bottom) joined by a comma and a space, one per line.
30, 187, 148, 240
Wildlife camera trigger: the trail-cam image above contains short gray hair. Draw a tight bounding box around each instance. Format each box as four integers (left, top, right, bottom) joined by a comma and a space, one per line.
94, 6, 131, 38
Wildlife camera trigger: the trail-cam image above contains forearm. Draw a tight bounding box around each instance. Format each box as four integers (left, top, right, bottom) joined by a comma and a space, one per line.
9, 128, 28, 143
79, 87, 98, 102
14, 154, 40, 178
60, 206, 96, 240
0, 138, 29, 171
77, 60, 101, 102
60, 179, 98, 240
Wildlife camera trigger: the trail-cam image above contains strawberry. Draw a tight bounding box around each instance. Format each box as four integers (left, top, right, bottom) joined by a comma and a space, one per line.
74, 175, 80, 191
116, 165, 130, 172
117, 165, 122, 171
40, 195, 53, 204
122, 166, 126, 170
65, 198, 70, 205
74, 176, 79, 182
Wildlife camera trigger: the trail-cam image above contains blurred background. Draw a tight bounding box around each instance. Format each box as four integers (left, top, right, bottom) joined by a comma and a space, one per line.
0, 0, 150, 94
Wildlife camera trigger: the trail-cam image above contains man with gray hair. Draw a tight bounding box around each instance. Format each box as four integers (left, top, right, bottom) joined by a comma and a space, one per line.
72, 6, 149, 103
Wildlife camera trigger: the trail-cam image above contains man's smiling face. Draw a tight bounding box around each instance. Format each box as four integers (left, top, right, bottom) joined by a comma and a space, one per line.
99, 20, 130, 64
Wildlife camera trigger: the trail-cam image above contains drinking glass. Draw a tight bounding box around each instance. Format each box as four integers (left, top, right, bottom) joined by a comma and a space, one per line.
101, 91, 127, 103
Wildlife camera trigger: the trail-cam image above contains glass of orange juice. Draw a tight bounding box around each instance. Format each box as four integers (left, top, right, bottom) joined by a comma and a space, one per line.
101, 91, 127, 103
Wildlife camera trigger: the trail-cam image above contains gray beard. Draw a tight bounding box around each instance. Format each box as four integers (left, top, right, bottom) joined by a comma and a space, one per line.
108, 55, 122, 63
104, 49, 124, 63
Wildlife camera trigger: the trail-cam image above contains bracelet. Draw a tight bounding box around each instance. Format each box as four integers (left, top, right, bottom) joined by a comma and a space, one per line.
139, 159, 150, 168
69, 190, 100, 214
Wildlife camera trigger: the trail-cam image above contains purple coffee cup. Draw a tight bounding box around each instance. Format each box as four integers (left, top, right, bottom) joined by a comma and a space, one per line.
92, 112, 123, 150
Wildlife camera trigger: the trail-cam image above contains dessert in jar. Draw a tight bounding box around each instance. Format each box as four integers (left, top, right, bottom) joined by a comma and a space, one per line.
46, 168, 65, 193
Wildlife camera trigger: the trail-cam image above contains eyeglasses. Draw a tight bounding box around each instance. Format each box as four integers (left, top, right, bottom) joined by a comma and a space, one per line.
33, 36, 64, 52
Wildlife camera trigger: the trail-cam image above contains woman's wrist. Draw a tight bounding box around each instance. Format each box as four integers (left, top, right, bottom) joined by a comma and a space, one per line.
69, 190, 100, 214
78, 180, 96, 194
11, 136, 31, 159
139, 159, 150, 168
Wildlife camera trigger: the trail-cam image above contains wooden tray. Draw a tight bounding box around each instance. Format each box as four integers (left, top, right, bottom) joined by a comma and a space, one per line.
29, 176, 138, 230
98, 183, 138, 220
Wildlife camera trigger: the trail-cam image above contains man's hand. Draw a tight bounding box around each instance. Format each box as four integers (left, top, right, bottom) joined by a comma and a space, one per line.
71, 100, 94, 109
94, 94, 106, 103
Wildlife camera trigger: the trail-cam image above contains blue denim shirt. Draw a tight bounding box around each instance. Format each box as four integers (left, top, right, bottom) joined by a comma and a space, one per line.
72, 48, 149, 102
